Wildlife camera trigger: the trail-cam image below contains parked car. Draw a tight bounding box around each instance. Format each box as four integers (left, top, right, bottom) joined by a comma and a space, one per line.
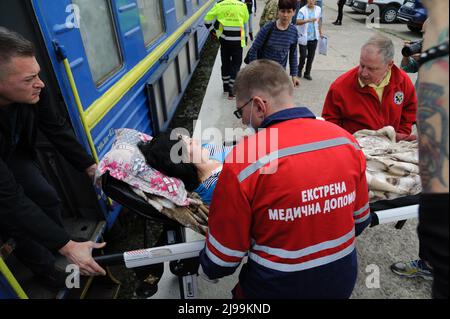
351, 0, 405, 23
397, 0, 428, 33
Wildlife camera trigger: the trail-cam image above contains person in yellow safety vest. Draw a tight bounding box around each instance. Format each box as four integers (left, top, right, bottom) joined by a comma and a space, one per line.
204, 0, 249, 100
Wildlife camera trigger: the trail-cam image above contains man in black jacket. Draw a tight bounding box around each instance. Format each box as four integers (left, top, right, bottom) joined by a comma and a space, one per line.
0, 27, 106, 286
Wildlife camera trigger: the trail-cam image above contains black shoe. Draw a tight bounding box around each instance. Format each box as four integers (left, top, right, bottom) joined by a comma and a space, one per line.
304, 74, 312, 80
332, 21, 342, 25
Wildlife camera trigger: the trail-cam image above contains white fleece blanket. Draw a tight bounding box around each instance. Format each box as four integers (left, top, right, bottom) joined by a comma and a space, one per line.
354, 126, 422, 202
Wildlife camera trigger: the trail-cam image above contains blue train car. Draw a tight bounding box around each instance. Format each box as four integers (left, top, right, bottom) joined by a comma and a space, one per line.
0, 0, 214, 299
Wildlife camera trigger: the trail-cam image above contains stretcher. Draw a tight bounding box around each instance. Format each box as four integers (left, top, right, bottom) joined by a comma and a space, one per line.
95, 172, 420, 299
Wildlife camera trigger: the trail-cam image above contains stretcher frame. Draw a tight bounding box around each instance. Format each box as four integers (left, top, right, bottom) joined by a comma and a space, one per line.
97, 173, 420, 299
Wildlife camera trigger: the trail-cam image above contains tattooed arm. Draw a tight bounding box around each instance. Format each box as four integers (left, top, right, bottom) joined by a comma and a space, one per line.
417, 0, 449, 194
417, 0, 449, 300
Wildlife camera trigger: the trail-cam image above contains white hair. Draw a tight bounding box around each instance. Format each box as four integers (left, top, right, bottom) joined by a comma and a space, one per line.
362, 34, 395, 64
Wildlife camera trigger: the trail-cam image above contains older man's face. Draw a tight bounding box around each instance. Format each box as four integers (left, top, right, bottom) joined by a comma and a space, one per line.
0, 56, 45, 106
358, 46, 393, 86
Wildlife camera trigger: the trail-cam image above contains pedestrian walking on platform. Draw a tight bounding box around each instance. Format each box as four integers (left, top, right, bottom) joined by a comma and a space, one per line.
244, 0, 257, 41
204, 0, 249, 100
249, 0, 300, 87
296, 0, 323, 80
333, 0, 346, 25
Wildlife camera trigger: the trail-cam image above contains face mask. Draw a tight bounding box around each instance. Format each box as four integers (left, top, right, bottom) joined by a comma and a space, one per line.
246, 100, 257, 135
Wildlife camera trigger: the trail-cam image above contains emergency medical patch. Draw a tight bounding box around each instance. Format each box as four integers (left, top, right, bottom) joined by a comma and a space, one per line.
394, 91, 404, 105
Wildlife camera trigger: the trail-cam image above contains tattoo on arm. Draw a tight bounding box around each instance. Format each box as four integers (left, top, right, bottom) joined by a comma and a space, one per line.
422, 29, 449, 72
417, 82, 449, 192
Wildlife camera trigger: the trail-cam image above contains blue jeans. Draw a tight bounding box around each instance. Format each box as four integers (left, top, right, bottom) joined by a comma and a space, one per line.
248, 14, 254, 34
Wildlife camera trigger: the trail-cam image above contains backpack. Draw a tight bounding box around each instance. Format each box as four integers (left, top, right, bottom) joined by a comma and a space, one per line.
244, 21, 275, 64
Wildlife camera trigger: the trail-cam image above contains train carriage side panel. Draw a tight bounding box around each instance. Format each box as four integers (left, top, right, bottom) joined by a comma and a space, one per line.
0, 272, 17, 299
31, 0, 213, 227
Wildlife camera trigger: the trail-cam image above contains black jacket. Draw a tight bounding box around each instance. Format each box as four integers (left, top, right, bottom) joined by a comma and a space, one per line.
0, 90, 95, 251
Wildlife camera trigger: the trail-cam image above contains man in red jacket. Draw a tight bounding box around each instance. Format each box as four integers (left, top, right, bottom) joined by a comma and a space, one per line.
322, 34, 418, 142
199, 59, 371, 299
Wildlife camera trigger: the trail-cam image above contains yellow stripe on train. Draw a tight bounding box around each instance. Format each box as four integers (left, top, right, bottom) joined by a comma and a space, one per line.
84, 0, 215, 131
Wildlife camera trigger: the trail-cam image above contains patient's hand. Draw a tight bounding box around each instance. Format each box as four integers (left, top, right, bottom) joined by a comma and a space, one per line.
161, 205, 208, 236
144, 192, 209, 236
396, 133, 417, 142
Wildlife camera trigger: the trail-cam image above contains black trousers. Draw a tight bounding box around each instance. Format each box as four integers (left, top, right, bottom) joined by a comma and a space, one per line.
0, 148, 62, 276
220, 43, 243, 93
418, 193, 449, 299
336, 1, 345, 23
299, 40, 318, 76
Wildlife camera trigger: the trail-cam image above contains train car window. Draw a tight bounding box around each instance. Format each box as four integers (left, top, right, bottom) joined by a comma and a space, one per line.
175, 0, 187, 22
137, 0, 165, 47
179, 46, 190, 84
163, 61, 180, 115
153, 81, 166, 129
189, 33, 198, 70
72, 0, 122, 86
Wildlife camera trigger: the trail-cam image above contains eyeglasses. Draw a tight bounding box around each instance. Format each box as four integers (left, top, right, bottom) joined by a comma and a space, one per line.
233, 98, 253, 119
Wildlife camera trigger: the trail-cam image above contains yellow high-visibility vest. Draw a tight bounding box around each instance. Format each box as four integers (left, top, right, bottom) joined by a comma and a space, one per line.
204, 0, 249, 47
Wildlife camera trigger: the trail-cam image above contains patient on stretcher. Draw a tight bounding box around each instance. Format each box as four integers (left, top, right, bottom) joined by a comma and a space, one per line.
96, 128, 233, 235
138, 132, 233, 205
